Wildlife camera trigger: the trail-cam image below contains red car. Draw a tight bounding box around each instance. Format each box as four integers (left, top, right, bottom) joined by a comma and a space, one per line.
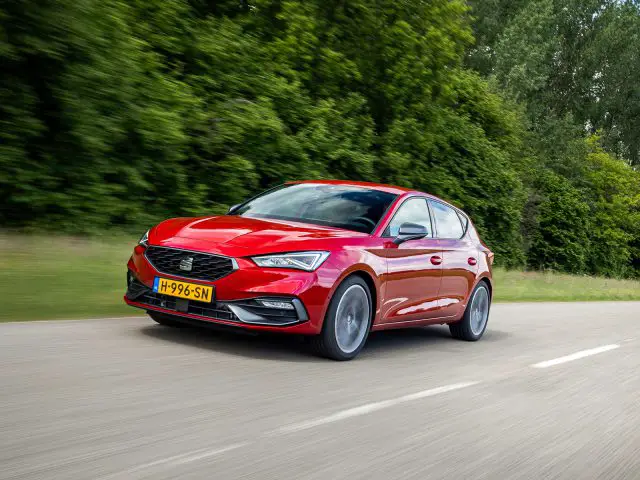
125, 180, 493, 360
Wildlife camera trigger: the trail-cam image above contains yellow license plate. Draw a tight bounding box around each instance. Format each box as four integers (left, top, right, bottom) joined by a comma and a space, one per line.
153, 277, 214, 302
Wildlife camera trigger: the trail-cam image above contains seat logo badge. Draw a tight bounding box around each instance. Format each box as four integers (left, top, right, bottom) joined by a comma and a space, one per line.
179, 256, 194, 272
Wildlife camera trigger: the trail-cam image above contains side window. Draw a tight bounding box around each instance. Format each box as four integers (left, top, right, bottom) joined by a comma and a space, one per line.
431, 201, 464, 238
384, 198, 432, 237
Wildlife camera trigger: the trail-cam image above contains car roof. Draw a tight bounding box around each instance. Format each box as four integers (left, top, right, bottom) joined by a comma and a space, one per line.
284, 179, 469, 223
287, 179, 457, 207
288, 179, 419, 196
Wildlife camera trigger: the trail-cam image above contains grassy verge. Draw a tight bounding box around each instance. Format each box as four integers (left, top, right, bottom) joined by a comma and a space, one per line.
0, 234, 136, 321
492, 268, 640, 302
1, 234, 639, 322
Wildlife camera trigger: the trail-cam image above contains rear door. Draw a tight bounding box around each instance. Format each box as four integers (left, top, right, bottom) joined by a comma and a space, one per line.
379, 197, 443, 324
429, 200, 478, 319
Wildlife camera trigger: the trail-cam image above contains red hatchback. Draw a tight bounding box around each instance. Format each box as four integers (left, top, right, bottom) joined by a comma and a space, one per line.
125, 180, 493, 360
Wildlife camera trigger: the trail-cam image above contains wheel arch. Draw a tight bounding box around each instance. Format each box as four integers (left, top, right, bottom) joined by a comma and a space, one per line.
325, 266, 380, 328
457, 273, 493, 320
347, 270, 377, 320
477, 274, 493, 301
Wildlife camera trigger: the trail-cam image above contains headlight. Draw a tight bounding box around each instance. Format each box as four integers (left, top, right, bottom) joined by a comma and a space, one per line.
251, 252, 330, 271
138, 229, 150, 247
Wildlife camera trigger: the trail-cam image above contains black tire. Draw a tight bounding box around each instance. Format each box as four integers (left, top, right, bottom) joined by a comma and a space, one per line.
148, 311, 187, 328
311, 276, 373, 361
449, 281, 491, 341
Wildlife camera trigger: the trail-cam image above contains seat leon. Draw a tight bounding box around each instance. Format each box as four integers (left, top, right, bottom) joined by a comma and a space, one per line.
124, 180, 494, 360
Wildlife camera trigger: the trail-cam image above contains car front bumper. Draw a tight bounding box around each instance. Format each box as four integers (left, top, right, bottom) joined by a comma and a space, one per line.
124, 245, 336, 335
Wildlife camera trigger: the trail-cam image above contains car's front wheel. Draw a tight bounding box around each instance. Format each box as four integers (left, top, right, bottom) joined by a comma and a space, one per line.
312, 276, 373, 361
449, 281, 491, 341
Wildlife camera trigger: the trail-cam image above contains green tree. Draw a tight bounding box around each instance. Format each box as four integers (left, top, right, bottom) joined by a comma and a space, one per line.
583, 137, 640, 277
2, 0, 639, 278
527, 170, 591, 273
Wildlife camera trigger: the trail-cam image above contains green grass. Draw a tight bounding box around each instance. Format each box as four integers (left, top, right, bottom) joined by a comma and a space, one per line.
493, 268, 640, 302
0, 234, 136, 321
1, 234, 639, 322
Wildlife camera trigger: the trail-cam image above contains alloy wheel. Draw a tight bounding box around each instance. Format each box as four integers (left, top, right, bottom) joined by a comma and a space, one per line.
334, 284, 370, 354
469, 285, 490, 336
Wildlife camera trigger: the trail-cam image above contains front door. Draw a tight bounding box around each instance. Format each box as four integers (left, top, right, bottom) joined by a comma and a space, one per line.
379, 197, 443, 325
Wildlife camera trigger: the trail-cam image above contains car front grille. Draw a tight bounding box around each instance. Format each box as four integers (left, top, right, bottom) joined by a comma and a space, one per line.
144, 246, 235, 281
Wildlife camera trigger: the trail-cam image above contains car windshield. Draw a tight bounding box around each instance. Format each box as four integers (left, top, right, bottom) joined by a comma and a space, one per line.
232, 183, 397, 234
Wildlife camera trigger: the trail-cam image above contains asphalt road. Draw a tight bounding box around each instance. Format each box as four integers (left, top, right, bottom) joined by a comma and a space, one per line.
1, 302, 639, 480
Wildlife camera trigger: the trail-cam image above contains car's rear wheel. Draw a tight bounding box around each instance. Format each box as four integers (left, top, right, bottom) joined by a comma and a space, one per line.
312, 276, 372, 361
148, 311, 187, 328
449, 281, 491, 341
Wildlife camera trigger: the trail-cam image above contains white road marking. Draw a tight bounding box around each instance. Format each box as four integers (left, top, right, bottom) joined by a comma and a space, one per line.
532, 344, 620, 369
101, 443, 248, 479
104, 382, 477, 475
278, 382, 479, 434
169, 443, 249, 466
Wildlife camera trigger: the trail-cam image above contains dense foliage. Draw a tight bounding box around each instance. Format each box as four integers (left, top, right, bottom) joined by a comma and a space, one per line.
1, 0, 639, 277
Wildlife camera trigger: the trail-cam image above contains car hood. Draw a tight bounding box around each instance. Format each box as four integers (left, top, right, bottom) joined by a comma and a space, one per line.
150, 215, 364, 255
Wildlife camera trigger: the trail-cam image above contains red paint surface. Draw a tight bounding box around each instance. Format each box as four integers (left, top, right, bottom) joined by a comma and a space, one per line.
125, 180, 493, 334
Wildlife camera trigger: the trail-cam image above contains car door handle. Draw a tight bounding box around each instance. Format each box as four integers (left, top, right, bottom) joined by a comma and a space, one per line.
430, 255, 442, 265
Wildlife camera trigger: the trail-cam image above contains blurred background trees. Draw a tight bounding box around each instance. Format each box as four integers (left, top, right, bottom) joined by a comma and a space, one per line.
1, 0, 639, 277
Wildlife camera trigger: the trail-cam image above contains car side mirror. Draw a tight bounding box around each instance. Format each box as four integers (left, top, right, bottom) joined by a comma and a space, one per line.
393, 222, 428, 245
227, 204, 240, 214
